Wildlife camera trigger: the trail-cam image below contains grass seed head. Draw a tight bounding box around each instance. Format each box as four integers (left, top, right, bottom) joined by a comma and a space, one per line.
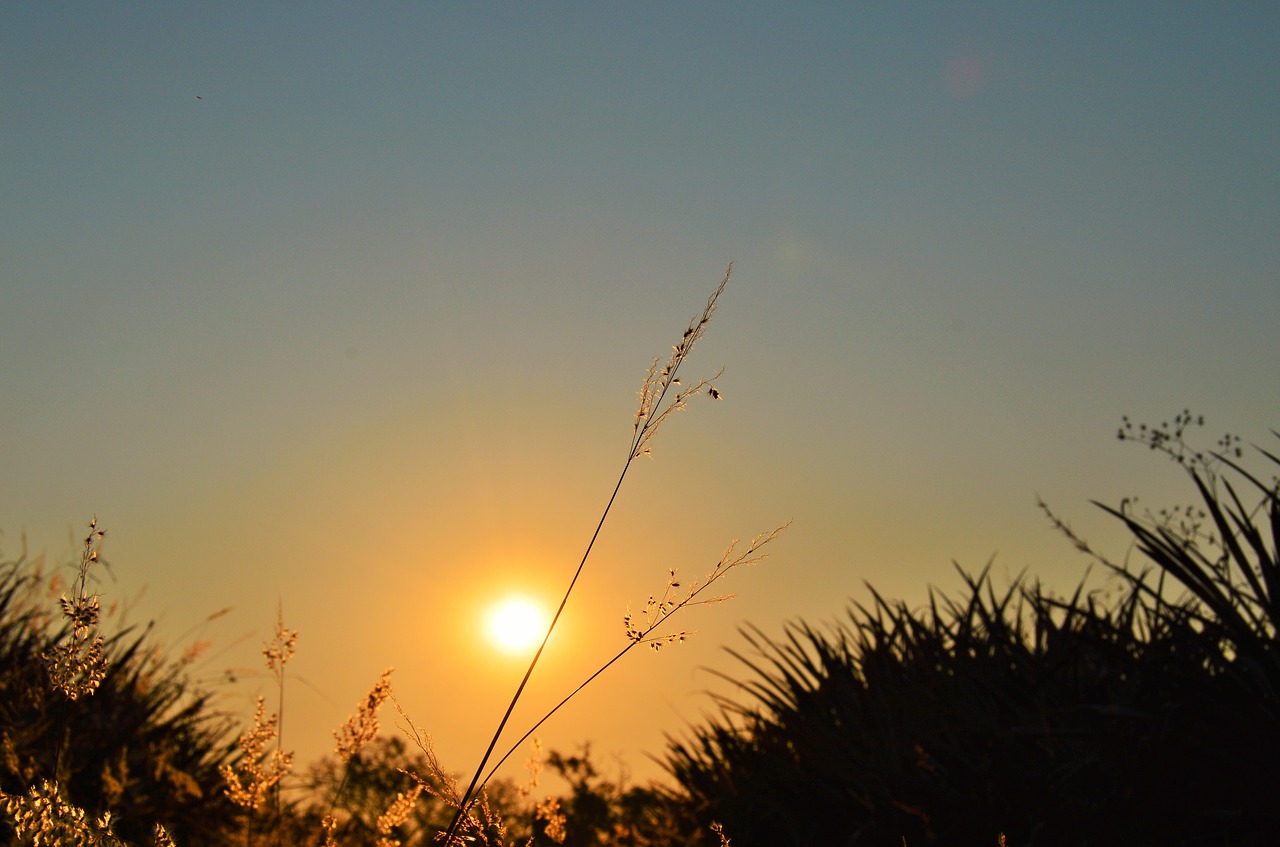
335, 668, 395, 761
220, 695, 292, 812
262, 606, 298, 675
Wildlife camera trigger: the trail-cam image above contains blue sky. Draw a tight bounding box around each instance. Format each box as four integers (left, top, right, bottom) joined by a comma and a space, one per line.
3, 3, 1278, 784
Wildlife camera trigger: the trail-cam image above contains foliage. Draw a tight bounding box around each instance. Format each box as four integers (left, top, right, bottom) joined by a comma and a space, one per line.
531, 745, 691, 847
0, 535, 241, 846
666, 416, 1280, 847
288, 736, 461, 846
295, 738, 688, 847
1103, 412, 1279, 698
1, 267, 776, 845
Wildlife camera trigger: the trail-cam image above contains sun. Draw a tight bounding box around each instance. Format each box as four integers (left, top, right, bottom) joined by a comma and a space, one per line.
483, 595, 549, 655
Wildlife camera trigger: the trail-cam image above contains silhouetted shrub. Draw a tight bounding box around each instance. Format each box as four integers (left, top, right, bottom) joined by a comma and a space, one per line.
0, 546, 241, 846
667, 418, 1280, 846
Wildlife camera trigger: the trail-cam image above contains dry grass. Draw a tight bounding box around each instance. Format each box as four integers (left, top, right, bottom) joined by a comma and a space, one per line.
435, 263, 785, 846
41, 519, 109, 703
2, 264, 783, 847
0, 519, 214, 846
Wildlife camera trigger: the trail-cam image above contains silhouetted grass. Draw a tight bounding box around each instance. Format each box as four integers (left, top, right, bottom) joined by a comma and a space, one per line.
667, 416, 1280, 847
0, 538, 241, 845
2, 265, 775, 847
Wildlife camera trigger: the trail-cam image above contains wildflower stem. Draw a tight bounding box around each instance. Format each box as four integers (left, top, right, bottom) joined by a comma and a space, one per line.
444, 459, 633, 843
441, 266, 731, 845
479, 523, 788, 788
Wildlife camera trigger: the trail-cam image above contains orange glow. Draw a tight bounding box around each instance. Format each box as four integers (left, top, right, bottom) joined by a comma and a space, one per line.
483, 595, 549, 655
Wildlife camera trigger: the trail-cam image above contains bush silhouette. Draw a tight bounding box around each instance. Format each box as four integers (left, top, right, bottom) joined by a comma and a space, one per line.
666, 419, 1280, 847
0, 547, 241, 846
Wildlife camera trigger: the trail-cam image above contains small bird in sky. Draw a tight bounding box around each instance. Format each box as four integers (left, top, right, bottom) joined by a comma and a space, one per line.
194, 95, 203, 100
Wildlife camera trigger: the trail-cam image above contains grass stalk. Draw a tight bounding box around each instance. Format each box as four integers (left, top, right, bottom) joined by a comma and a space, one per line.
478, 524, 788, 790
441, 265, 732, 844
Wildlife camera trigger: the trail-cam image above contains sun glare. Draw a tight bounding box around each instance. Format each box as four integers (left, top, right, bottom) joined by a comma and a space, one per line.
484, 595, 548, 655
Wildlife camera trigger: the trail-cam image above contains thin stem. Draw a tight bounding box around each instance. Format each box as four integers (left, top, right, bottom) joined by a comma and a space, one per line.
482, 646, 629, 788
440, 267, 730, 845
480, 523, 788, 790
273, 659, 284, 846
442, 459, 634, 844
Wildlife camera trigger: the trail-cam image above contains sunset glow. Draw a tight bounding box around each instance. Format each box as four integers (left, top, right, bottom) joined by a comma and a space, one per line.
484, 596, 549, 655
2, 3, 1275, 789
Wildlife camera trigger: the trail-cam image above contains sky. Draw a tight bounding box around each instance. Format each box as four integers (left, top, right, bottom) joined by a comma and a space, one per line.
3, 3, 1278, 789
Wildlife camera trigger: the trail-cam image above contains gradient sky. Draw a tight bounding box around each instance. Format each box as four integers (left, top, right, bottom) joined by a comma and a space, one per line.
4, 3, 1278, 787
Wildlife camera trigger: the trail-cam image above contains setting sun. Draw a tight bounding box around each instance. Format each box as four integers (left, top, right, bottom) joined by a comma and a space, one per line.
483, 595, 549, 655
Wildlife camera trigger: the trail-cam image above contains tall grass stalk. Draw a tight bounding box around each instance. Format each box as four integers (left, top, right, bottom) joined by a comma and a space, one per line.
442, 266, 734, 844
478, 524, 788, 790
1, 523, 233, 845
220, 613, 297, 845
263, 606, 297, 846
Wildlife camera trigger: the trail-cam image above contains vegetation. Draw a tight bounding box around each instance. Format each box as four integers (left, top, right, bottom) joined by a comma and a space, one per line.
410, 263, 789, 847
666, 414, 1280, 846
4, 254, 1276, 846
0, 523, 240, 845
1, 266, 781, 846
